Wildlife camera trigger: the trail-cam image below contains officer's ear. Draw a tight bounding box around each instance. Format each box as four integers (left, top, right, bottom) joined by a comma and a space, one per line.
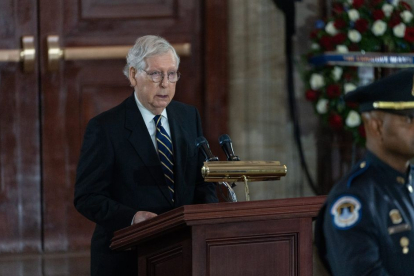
363, 111, 383, 138
370, 111, 384, 138
371, 119, 383, 138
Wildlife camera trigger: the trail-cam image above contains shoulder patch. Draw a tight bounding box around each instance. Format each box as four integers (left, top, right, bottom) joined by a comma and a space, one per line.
330, 195, 362, 230
347, 161, 370, 188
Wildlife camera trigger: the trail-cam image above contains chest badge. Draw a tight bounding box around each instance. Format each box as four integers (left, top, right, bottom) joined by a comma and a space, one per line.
396, 176, 405, 184
330, 195, 362, 229
400, 237, 410, 254
389, 209, 403, 224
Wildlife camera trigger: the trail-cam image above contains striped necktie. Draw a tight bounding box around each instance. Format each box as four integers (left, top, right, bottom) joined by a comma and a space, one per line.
153, 115, 175, 201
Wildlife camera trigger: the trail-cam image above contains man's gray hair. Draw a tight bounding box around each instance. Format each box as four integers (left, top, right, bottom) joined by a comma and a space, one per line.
123, 35, 180, 78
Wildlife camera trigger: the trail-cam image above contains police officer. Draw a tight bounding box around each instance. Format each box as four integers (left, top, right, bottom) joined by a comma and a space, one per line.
315, 68, 414, 276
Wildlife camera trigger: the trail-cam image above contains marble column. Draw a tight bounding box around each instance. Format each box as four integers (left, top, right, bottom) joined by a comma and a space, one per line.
228, 0, 317, 201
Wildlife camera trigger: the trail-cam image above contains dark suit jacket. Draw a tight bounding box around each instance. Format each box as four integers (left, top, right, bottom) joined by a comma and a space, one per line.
74, 94, 218, 276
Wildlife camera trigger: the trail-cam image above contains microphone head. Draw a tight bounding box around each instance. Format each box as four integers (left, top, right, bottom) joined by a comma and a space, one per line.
195, 136, 219, 161
219, 134, 231, 145
218, 134, 240, 161
195, 136, 207, 148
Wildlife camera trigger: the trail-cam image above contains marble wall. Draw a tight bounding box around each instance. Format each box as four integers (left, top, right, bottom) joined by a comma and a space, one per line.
227, 2, 331, 275
228, 0, 320, 201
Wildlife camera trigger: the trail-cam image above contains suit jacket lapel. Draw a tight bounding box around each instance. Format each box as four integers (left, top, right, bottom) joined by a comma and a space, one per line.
124, 95, 173, 206
167, 104, 189, 207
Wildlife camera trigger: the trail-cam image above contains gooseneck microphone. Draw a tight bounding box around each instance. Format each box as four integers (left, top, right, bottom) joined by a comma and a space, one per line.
195, 136, 219, 162
219, 134, 240, 161
195, 136, 237, 202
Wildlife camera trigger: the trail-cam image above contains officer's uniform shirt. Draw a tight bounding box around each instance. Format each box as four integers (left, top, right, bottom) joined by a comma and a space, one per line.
315, 150, 414, 276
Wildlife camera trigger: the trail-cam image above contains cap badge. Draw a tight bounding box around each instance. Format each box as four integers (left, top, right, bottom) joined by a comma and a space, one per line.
389, 209, 403, 224
331, 195, 361, 230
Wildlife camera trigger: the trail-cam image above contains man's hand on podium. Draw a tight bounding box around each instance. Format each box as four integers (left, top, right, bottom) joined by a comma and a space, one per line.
132, 211, 158, 225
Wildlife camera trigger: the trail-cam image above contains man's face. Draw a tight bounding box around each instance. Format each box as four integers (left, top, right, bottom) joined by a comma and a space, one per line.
130, 51, 177, 115
381, 112, 414, 160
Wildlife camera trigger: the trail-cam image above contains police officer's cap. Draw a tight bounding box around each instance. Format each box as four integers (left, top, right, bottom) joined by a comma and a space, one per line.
344, 68, 414, 115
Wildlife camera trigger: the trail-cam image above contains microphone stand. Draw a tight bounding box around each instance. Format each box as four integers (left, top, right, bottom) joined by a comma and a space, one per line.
196, 136, 238, 202
217, 181, 238, 202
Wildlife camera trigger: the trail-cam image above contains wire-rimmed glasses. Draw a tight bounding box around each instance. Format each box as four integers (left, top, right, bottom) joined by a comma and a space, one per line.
142, 69, 181, 83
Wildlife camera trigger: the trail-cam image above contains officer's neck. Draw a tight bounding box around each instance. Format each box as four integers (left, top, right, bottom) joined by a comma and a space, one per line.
368, 146, 411, 174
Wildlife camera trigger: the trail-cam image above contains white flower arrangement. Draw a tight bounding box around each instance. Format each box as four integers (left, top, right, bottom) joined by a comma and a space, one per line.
312, 43, 320, 50
346, 110, 362, 127
316, 99, 329, 114
310, 73, 325, 90
332, 66, 343, 81
382, 4, 395, 17
325, 21, 339, 35
401, 10, 413, 22
393, 22, 407, 37
391, 0, 401, 6
304, 0, 414, 145
372, 20, 388, 36
344, 83, 357, 94
348, 30, 362, 42
348, 9, 360, 21
336, 45, 349, 52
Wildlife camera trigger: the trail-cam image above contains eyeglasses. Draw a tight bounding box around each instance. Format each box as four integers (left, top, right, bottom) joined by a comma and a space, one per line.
142, 69, 181, 83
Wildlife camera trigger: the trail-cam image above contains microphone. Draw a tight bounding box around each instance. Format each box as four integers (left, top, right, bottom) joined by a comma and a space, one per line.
196, 136, 238, 202
195, 136, 219, 162
218, 134, 240, 161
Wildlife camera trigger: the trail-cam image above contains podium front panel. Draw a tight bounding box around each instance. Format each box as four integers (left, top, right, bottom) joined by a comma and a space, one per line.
138, 228, 192, 276
192, 217, 313, 276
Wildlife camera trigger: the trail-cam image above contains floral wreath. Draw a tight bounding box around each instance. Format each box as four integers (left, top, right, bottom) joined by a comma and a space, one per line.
303, 0, 414, 145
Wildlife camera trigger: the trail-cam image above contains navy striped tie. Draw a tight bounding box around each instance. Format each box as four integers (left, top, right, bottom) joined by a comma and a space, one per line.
153, 115, 175, 201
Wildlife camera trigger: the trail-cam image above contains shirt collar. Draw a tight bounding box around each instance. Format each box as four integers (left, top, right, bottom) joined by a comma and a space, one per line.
134, 92, 168, 124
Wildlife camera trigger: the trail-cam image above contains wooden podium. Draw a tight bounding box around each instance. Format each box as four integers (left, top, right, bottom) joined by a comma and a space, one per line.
111, 196, 325, 276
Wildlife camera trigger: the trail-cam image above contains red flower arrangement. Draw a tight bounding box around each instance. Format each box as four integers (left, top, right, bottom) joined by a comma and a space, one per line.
303, 0, 414, 145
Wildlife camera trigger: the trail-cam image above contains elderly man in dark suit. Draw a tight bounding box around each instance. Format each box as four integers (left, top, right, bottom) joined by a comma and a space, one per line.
74, 35, 218, 276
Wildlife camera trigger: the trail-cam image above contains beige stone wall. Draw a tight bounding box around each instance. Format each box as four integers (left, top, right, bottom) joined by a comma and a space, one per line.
228, 0, 319, 201
228, 4, 326, 274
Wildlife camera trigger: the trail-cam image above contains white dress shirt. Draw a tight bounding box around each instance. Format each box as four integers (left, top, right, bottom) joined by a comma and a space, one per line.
134, 92, 172, 150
